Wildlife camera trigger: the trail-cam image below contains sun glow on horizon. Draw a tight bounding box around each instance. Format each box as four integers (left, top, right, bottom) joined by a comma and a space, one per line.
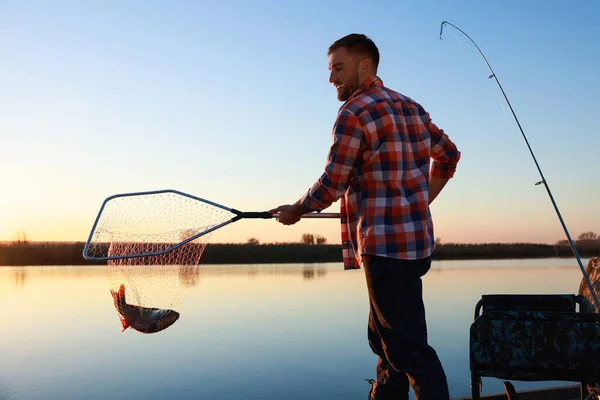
0, 211, 580, 246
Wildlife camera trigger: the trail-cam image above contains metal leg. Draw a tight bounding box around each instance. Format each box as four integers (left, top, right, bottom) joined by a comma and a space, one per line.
470, 372, 480, 400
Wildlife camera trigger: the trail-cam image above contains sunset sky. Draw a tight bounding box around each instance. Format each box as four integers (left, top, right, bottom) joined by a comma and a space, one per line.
1, 1, 599, 245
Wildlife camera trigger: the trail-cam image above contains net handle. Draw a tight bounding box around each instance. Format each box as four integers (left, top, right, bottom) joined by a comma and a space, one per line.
295, 212, 340, 219
233, 211, 340, 219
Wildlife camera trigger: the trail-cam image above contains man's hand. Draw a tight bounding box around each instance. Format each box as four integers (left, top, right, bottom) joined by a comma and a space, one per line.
268, 203, 309, 225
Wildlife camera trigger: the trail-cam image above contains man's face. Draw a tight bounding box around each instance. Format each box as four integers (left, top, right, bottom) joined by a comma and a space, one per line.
328, 47, 361, 102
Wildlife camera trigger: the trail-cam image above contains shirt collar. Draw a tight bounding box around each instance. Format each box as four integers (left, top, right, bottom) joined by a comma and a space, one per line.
346, 76, 383, 102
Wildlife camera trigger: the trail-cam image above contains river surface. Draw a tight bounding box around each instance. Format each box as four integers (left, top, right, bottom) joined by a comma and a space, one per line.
0, 258, 590, 399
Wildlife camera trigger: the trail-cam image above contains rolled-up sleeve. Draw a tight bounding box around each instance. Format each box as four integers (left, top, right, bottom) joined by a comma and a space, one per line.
423, 111, 461, 178
300, 109, 365, 211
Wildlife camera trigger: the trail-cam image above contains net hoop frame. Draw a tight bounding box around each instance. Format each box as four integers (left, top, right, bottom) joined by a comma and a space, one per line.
83, 189, 234, 262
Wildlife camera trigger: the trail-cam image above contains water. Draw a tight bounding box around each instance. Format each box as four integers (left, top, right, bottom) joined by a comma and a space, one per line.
0, 258, 590, 399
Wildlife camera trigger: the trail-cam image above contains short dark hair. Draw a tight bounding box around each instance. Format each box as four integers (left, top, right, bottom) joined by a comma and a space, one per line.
328, 33, 380, 69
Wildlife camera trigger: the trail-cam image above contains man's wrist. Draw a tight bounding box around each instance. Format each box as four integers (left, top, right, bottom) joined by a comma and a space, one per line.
292, 202, 312, 215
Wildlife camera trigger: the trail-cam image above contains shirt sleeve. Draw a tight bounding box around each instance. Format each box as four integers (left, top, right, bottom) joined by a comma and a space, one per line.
422, 110, 461, 179
300, 108, 365, 211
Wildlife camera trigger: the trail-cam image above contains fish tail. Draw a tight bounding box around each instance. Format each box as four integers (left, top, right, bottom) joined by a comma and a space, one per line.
110, 284, 126, 304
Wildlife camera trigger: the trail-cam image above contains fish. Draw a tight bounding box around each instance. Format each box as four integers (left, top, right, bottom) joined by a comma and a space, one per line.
110, 284, 180, 334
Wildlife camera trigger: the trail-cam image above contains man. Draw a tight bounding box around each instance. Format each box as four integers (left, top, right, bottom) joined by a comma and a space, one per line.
269, 33, 460, 400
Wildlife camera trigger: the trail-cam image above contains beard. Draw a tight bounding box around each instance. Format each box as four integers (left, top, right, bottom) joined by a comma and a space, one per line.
336, 73, 360, 101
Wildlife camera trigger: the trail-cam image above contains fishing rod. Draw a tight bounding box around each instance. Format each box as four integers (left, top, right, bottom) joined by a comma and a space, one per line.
439, 21, 600, 311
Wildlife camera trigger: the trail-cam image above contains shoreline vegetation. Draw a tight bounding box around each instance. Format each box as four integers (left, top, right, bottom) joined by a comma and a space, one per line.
1, 240, 600, 266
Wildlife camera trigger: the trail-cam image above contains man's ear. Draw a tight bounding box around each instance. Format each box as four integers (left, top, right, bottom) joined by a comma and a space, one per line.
359, 57, 373, 76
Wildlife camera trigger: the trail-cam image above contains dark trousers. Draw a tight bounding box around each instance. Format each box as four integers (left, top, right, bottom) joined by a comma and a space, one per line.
363, 255, 450, 400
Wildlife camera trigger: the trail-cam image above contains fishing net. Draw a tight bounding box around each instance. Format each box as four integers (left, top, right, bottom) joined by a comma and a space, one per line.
83, 191, 235, 331
83, 190, 339, 333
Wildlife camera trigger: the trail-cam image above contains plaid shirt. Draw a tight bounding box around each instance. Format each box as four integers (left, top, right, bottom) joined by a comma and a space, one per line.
300, 76, 460, 269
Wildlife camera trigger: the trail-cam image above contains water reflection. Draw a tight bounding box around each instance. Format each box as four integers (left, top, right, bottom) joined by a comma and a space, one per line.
302, 265, 327, 280
201, 263, 330, 279
12, 268, 27, 288
178, 265, 200, 287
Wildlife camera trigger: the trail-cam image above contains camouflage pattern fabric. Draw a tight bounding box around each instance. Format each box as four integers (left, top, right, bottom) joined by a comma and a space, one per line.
471, 258, 600, 383
470, 309, 600, 382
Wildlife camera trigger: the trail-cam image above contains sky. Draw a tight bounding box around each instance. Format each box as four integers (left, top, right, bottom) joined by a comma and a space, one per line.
1, 0, 599, 246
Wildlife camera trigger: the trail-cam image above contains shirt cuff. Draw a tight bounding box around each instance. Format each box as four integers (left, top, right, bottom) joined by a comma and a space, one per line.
299, 188, 326, 212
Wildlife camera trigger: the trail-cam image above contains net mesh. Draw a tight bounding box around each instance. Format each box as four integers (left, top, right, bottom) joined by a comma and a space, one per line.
85, 191, 234, 260
85, 191, 234, 331
107, 241, 206, 315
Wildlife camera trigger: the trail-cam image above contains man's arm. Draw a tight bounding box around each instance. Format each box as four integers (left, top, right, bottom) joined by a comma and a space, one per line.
270, 108, 365, 225
422, 109, 460, 205
429, 176, 449, 205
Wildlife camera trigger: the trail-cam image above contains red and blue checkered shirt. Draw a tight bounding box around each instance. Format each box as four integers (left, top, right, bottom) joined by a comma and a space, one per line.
300, 76, 461, 269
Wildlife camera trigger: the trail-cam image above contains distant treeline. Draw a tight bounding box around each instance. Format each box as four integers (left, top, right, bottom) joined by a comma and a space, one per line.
1, 241, 600, 266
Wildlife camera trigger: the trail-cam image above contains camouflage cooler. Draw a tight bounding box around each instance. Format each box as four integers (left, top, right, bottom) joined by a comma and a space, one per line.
469, 293, 600, 400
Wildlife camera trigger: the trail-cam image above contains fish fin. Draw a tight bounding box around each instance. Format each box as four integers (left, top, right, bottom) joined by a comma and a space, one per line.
118, 284, 126, 302
119, 316, 129, 332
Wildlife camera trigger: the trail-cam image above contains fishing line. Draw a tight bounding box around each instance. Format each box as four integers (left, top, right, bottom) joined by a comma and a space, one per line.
448, 28, 465, 47
547, 217, 562, 259
488, 80, 510, 125
539, 193, 562, 259
439, 21, 600, 310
